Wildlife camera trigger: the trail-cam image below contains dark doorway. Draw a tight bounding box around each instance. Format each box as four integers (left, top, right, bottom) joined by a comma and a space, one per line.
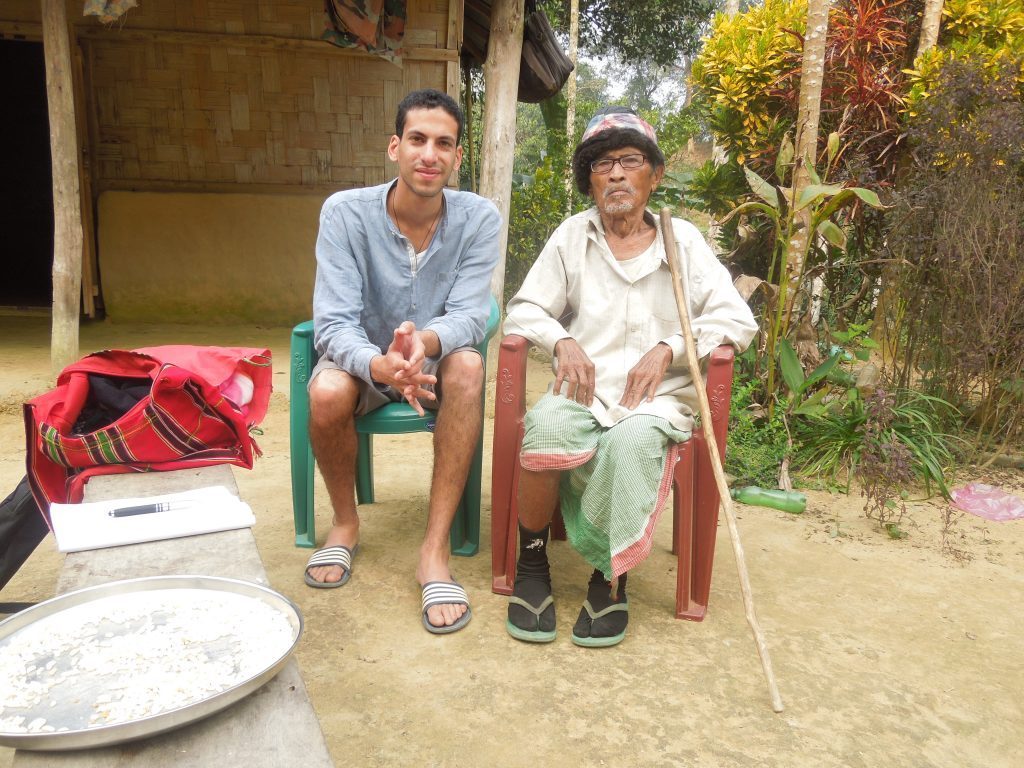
0, 40, 53, 308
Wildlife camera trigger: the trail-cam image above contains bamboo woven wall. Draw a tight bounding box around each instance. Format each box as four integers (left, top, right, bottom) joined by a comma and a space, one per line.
2, 0, 460, 193
0, 0, 464, 322
82, 0, 455, 192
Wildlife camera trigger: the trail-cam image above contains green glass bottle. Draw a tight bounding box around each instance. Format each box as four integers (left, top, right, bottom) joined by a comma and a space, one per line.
729, 486, 807, 514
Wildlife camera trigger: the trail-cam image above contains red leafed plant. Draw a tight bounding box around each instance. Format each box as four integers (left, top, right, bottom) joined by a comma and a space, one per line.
772, 0, 919, 187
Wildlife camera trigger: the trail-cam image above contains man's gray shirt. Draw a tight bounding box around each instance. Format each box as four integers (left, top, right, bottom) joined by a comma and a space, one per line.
313, 180, 501, 385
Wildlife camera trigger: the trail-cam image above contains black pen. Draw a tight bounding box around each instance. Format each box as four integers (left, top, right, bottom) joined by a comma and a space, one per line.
108, 502, 189, 518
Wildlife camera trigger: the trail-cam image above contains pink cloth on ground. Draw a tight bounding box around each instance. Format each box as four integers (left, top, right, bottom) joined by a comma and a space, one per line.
949, 482, 1024, 521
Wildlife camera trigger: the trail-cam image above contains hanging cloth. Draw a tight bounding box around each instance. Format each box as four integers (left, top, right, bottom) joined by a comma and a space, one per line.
83, 0, 138, 24
322, 0, 407, 64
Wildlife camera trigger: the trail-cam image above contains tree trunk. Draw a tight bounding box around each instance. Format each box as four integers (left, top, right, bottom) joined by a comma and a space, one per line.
917, 0, 944, 58
480, 0, 525, 303
42, 0, 84, 373
564, 0, 580, 216
725, 1, 740, 15
681, 56, 693, 108
782, 0, 831, 329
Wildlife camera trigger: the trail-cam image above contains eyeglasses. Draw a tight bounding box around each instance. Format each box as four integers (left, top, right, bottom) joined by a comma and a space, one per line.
590, 153, 647, 174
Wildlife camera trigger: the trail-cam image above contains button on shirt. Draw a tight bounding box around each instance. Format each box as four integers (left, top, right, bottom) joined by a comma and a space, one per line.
503, 208, 757, 432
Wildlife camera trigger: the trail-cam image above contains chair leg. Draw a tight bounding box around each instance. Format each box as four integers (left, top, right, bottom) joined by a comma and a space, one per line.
673, 443, 702, 619
684, 431, 719, 622
491, 444, 522, 595
290, 336, 316, 548
291, 440, 316, 548
451, 428, 483, 557
300, 443, 316, 548
355, 433, 374, 504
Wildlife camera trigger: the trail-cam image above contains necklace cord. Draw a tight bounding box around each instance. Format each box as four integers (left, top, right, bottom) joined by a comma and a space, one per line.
391, 191, 445, 253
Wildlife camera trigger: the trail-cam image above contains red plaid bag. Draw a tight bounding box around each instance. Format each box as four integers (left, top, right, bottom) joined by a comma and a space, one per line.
24, 345, 272, 518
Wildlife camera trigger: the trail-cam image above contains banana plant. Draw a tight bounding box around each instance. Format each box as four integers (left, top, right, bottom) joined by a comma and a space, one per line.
722, 132, 885, 413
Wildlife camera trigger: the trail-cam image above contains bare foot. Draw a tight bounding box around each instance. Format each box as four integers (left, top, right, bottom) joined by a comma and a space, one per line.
416, 547, 468, 628
306, 522, 359, 585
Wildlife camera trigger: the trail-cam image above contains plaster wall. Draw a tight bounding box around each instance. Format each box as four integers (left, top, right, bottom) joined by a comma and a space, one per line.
98, 191, 322, 324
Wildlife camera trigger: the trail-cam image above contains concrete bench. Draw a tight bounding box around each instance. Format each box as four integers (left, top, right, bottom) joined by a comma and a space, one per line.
13, 465, 332, 767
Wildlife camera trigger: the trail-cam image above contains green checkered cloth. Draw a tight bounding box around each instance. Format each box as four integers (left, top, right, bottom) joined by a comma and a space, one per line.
520, 394, 690, 579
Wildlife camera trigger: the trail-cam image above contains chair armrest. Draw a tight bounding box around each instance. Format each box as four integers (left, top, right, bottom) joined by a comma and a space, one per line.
291, 321, 315, 384
706, 344, 735, 455
495, 334, 530, 419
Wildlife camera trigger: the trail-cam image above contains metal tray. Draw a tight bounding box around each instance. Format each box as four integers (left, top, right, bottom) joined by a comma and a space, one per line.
0, 575, 303, 751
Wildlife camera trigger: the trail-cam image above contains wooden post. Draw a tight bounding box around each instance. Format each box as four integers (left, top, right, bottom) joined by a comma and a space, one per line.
42, 0, 84, 372
479, 0, 524, 304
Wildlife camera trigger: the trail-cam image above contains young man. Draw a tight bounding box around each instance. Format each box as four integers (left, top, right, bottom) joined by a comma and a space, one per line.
503, 107, 757, 646
305, 89, 500, 635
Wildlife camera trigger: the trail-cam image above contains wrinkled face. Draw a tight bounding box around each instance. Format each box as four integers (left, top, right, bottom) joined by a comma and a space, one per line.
388, 107, 463, 198
588, 145, 663, 216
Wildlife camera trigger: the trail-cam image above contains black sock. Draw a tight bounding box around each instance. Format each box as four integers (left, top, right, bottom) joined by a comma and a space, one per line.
573, 569, 629, 641
509, 523, 556, 634
518, 523, 549, 560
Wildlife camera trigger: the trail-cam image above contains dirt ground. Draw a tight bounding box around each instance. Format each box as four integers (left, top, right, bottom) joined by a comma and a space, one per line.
1, 316, 1022, 768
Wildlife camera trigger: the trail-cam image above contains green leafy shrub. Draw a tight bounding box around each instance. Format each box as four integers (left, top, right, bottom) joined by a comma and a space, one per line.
725, 378, 792, 487
692, 0, 915, 185
792, 388, 961, 494
905, 0, 1024, 119
642, 103, 707, 162
691, 0, 805, 167
504, 158, 572, 305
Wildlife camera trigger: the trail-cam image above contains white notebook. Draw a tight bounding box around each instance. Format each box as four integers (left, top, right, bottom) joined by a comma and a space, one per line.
49, 485, 256, 553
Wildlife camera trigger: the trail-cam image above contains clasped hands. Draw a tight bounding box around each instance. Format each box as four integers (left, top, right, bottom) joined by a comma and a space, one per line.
554, 338, 673, 409
369, 321, 437, 416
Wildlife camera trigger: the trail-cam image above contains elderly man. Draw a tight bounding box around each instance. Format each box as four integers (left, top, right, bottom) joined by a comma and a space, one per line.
503, 107, 757, 646
305, 89, 500, 635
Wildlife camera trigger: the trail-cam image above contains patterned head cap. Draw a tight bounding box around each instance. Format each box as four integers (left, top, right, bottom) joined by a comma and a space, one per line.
580, 109, 659, 148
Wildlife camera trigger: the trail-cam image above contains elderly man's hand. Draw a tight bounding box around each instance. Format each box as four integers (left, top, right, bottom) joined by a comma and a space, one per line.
620, 342, 673, 410
553, 338, 596, 406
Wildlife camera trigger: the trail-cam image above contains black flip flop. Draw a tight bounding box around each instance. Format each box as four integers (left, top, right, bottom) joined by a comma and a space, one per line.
572, 570, 628, 647
506, 573, 556, 643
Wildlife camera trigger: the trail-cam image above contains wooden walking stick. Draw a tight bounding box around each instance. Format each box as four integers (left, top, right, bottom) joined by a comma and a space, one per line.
660, 208, 784, 713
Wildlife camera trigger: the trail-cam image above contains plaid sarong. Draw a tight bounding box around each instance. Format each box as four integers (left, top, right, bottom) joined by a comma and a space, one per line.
520, 394, 690, 579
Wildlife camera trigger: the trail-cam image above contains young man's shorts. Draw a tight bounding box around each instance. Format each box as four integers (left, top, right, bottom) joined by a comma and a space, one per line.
309, 346, 479, 417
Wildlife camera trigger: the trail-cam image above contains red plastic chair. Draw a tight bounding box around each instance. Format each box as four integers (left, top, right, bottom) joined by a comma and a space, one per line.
490, 335, 735, 621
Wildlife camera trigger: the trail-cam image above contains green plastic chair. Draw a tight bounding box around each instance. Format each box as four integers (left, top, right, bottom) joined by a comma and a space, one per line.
289, 296, 499, 555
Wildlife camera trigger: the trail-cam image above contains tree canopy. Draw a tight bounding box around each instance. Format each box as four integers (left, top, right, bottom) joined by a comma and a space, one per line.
543, 0, 717, 68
